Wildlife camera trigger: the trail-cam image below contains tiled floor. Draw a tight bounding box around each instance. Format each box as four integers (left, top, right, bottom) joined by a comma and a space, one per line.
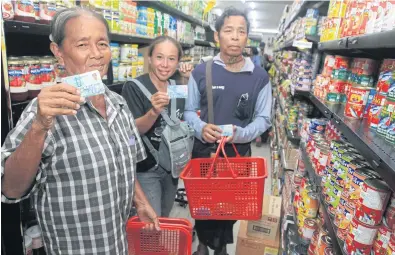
169, 142, 272, 255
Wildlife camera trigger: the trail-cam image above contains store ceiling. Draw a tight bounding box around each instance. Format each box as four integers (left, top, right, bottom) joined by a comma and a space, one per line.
212, 0, 289, 36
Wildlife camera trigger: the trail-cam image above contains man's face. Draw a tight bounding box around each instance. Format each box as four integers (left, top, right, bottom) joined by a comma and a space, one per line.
215, 15, 248, 57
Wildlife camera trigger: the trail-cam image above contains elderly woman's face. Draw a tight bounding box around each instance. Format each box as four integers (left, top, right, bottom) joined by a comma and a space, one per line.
52, 14, 111, 78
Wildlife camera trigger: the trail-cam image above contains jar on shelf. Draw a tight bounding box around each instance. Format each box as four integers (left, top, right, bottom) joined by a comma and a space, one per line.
14, 0, 35, 23
33, 0, 39, 22
25, 58, 42, 99
8, 57, 28, 102
39, 0, 56, 24
40, 56, 56, 88
2, 0, 15, 20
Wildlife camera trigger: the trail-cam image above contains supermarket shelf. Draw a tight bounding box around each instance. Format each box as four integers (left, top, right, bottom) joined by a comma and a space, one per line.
292, 89, 310, 98
4, 20, 194, 48
281, 148, 294, 171
300, 145, 344, 255
139, 1, 210, 28
284, 120, 301, 146
308, 93, 395, 191
347, 29, 395, 50
318, 38, 348, 51
320, 195, 347, 255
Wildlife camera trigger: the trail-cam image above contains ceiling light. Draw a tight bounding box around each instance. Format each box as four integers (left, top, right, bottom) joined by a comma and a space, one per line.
251, 28, 279, 34
249, 2, 256, 10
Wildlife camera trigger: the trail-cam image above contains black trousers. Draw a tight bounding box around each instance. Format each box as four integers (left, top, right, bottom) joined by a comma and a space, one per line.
192, 140, 251, 251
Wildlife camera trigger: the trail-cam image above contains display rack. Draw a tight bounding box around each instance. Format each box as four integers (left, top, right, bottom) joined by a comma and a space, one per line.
4, 20, 195, 48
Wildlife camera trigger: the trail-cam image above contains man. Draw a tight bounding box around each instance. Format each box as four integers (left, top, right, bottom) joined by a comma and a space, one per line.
184, 7, 272, 255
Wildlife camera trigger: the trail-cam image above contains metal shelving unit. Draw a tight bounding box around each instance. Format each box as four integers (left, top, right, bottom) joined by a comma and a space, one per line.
308, 93, 395, 190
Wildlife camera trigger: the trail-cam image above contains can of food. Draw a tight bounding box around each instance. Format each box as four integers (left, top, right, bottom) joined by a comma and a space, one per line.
355, 74, 376, 88
332, 69, 349, 81
384, 204, 395, 230
352, 58, 378, 76
347, 168, 376, 208
377, 71, 395, 94
334, 55, 350, 70
324, 247, 333, 255
310, 118, 328, 133
348, 86, 372, 105
377, 98, 395, 136
345, 217, 379, 255
344, 101, 366, 119
323, 55, 336, 77
355, 178, 391, 226
318, 235, 333, 254
381, 59, 395, 72
372, 220, 392, 254
337, 204, 355, 241
120, 44, 133, 63
387, 233, 395, 255
304, 192, 319, 218
302, 218, 318, 242
386, 110, 395, 144
118, 63, 129, 81
368, 92, 387, 129
110, 42, 120, 63
25, 58, 42, 99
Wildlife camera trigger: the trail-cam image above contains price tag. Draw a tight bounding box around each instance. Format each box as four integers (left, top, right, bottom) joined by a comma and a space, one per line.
292, 40, 313, 49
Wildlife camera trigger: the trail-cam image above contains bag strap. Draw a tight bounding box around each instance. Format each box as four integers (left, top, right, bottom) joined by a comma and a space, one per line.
131, 78, 179, 127
205, 60, 214, 124
169, 79, 177, 120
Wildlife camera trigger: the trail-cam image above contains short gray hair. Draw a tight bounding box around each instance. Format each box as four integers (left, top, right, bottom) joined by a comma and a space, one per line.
50, 7, 110, 46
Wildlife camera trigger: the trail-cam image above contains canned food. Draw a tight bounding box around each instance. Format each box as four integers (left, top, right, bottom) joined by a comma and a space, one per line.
39, 0, 56, 24
24, 58, 42, 99
334, 55, 350, 70
318, 235, 333, 254
368, 93, 387, 128
381, 59, 395, 72
386, 111, 395, 144
8, 57, 28, 102
337, 204, 354, 241
345, 217, 379, 255
355, 74, 375, 88
352, 58, 378, 76
355, 178, 391, 226
302, 219, 318, 242
348, 86, 372, 105
332, 69, 349, 81
304, 192, 319, 218
377, 99, 395, 136
385, 204, 395, 230
377, 71, 395, 93
388, 233, 395, 255
120, 44, 133, 63
372, 220, 392, 254
344, 101, 365, 119
347, 169, 376, 208
323, 55, 336, 77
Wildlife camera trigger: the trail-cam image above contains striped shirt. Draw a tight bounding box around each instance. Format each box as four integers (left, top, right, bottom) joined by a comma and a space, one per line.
1, 88, 146, 255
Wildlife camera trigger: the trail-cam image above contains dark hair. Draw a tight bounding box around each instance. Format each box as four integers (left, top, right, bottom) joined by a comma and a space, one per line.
251, 47, 259, 55
50, 7, 110, 46
148, 36, 183, 61
215, 7, 250, 34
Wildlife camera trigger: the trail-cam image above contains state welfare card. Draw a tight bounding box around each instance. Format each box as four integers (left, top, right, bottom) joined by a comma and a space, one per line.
167, 85, 188, 99
219, 125, 234, 137
61, 70, 105, 98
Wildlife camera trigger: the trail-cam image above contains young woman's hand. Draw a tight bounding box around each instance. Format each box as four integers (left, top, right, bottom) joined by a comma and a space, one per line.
151, 92, 170, 115
179, 62, 194, 78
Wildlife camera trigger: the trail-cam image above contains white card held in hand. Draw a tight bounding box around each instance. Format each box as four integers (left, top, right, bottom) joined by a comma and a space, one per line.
219, 125, 233, 137
167, 85, 188, 99
61, 70, 105, 98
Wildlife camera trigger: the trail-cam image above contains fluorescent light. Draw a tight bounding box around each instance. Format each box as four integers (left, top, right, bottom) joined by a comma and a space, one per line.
249, 10, 257, 19
249, 2, 256, 9
251, 28, 279, 34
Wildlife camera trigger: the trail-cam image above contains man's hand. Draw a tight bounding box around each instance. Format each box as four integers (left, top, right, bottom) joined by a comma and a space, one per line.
179, 62, 193, 78
202, 124, 222, 143
151, 92, 170, 115
35, 83, 84, 130
224, 125, 237, 143
136, 203, 160, 231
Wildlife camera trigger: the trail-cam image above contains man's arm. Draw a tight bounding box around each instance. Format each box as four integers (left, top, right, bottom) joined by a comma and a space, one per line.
2, 112, 54, 201
184, 74, 207, 142
232, 82, 272, 144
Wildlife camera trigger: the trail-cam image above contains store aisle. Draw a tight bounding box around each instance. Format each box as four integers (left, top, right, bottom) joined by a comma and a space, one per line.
169, 142, 272, 255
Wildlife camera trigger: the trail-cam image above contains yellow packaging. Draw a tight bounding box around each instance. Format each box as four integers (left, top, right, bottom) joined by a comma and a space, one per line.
111, 11, 120, 33
325, 17, 343, 41
111, 0, 119, 11
147, 22, 155, 38
328, 0, 347, 18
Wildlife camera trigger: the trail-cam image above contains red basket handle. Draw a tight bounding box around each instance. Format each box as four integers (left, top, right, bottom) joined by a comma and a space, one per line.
127, 216, 193, 230
206, 138, 238, 179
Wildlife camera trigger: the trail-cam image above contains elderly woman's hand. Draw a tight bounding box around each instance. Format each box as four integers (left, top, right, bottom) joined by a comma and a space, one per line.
35, 84, 84, 130
179, 62, 193, 78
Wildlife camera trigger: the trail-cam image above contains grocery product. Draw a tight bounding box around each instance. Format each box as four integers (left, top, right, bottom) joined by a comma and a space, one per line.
25, 58, 42, 99
8, 57, 28, 101
2, 0, 14, 20
39, 0, 56, 24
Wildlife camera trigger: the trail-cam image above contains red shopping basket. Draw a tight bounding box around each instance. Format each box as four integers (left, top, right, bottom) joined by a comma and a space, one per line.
180, 138, 267, 220
127, 216, 193, 255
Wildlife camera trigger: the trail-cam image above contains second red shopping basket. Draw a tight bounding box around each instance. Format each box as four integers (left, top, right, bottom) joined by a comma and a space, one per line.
127, 216, 193, 255
180, 138, 267, 220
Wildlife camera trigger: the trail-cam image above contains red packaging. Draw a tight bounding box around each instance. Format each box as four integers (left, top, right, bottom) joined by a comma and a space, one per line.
368, 93, 387, 128
328, 80, 347, 93
334, 55, 350, 69
355, 178, 391, 226
345, 217, 379, 255
345, 101, 365, 119
323, 55, 336, 77
388, 233, 395, 255
25, 58, 42, 99
377, 71, 395, 94
352, 58, 379, 76
381, 59, 395, 72
372, 221, 393, 255
353, 1, 368, 36
385, 205, 395, 230
348, 86, 371, 104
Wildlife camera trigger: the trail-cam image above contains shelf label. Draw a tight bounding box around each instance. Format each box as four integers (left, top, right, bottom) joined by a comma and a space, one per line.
292, 40, 313, 49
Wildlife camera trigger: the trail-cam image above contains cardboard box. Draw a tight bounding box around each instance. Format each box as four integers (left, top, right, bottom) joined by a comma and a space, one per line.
247, 196, 282, 240
237, 220, 280, 255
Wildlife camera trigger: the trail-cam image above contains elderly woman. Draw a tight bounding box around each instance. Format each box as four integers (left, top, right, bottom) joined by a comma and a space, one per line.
1, 7, 159, 254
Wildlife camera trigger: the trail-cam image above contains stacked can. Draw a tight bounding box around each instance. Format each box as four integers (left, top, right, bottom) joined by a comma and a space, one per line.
325, 55, 350, 104
117, 44, 139, 82
308, 226, 333, 255
291, 53, 313, 92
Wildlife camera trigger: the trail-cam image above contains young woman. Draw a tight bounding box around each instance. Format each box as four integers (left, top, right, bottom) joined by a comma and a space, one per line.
122, 36, 193, 217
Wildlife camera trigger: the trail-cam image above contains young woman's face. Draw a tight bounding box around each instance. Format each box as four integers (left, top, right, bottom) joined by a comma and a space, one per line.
51, 14, 111, 78
149, 41, 179, 81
